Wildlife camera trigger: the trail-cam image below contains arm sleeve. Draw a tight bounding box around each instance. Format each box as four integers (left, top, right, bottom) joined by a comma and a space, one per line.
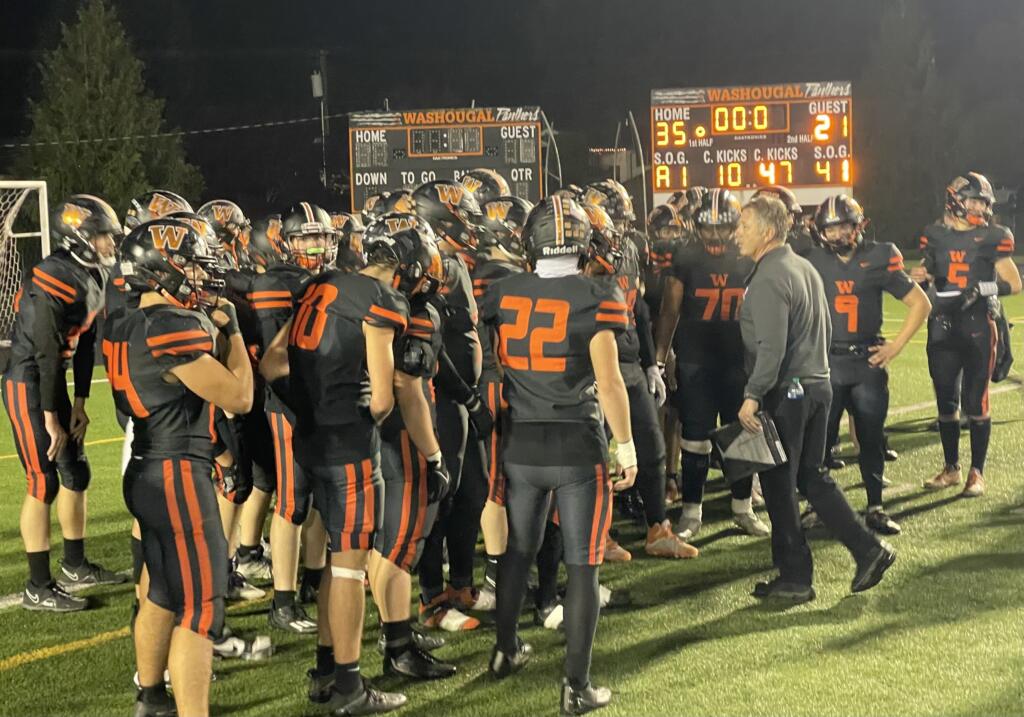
742, 279, 791, 401
883, 245, 915, 300
633, 295, 657, 368
31, 292, 66, 412
72, 323, 97, 398
146, 312, 215, 373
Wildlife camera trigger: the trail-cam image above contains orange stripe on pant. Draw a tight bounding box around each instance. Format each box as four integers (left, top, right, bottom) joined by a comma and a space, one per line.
590, 463, 609, 564
179, 461, 215, 637
983, 317, 997, 416
387, 433, 415, 566
163, 460, 197, 633
17, 382, 47, 500
5, 380, 34, 499
360, 459, 375, 549
341, 463, 358, 550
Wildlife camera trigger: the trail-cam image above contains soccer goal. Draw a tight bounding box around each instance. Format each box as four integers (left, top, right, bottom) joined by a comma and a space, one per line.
0, 180, 49, 347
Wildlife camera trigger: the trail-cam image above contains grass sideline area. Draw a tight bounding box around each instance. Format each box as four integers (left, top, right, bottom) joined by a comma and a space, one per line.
0, 295, 1023, 717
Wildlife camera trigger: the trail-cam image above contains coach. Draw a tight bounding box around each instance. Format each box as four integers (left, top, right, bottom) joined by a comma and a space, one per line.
734, 196, 895, 602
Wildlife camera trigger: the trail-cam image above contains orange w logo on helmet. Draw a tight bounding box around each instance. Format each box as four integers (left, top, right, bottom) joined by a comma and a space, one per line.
486, 201, 514, 222
149, 224, 188, 252
435, 184, 464, 205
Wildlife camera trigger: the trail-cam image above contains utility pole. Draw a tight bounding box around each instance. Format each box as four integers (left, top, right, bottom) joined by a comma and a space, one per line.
311, 49, 329, 188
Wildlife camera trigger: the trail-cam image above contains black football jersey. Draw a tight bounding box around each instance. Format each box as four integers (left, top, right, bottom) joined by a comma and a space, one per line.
381, 298, 443, 440
919, 222, 1014, 298
472, 258, 523, 381
808, 241, 914, 345
435, 253, 481, 386
670, 241, 751, 363
286, 271, 409, 466
103, 305, 218, 461
645, 236, 685, 320
788, 227, 816, 257
247, 263, 311, 413
479, 272, 627, 425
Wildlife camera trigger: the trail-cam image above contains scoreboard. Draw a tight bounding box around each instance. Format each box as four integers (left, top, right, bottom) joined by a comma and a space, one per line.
650, 81, 853, 207
347, 106, 544, 212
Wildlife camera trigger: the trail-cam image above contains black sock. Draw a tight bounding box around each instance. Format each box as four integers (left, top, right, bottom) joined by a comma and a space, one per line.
63, 538, 85, 568
680, 450, 710, 504
138, 684, 170, 705
563, 564, 600, 690
27, 550, 51, 587
495, 550, 532, 655
301, 567, 323, 591
938, 420, 961, 468
334, 660, 361, 695
273, 590, 296, 610
484, 554, 500, 591
969, 419, 992, 473
382, 619, 412, 655
535, 523, 562, 609
131, 537, 145, 585
237, 544, 257, 562
636, 464, 667, 525
315, 644, 334, 676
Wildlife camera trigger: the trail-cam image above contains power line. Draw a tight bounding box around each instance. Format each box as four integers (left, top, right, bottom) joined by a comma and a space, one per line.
0, 112, 350, 149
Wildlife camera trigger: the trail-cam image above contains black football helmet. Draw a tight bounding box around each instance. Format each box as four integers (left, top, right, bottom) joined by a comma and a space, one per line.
363, 212, 445, 297
946, 172, 995, 227
666, 191, 689, 214
582, 204, 623, 274
647, 205, 685, 242
693, 189, 741, 255
247, 215, 288, 269
380, 189, 416, 215
481, 196, 534, 262
164, 211, 230, 288
550, 184, 583, 202
197, 199, 249, 252
412, 179, 484, 250
330, 211, 366, 271
362, 191, 390, 223
814, 195, 866, 255
581, 179, 636, 230
118, 218, 221, 309
523, 195, 592, 263
460, 169, 511, 206
684, 187, 708, 216
123, 190, 192, 231
754, 186, 802, 216
51, 195, 122, 269
280, 202, 335, 272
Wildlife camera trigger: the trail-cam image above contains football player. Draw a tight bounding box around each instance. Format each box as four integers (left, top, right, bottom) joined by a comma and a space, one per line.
111, 218, 252, 717
481, 195, 637, 715
655, 189, 772, 541
258, 214, 420, 716
197, 199, 250, 270
914, 173, 1021, 496
329, 211, 367, 272
3, 195, 126, 613
244, 202, 333, 633
412, 179, 495, 629
806, 196, 930, 534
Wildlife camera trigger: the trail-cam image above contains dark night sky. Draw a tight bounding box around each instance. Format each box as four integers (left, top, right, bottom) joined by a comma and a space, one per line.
0, 0, 1019, 213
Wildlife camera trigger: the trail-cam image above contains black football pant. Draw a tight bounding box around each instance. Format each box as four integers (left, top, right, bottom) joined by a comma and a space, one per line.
758, 379, 879, 587
419, 392, 488, 597
620, 362, 667, 525
927, 308, 996, 418
826, 353, 889, 507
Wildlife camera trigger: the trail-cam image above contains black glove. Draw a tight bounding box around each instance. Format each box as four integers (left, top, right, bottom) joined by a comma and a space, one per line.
211, 300, 241, 337
465, 393, 494, 437
960, 284, 982, 311
426, 454, 452, 504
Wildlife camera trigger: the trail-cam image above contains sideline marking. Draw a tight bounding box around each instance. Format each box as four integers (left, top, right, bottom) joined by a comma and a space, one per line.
0, 626, 130, 672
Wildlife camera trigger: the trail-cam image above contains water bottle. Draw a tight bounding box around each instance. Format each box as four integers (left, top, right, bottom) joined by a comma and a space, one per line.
786, 377, 804, 400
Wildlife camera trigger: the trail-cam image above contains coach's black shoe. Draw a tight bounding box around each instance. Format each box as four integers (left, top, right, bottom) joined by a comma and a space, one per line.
865, 509, 902, 535
384, 644, 456, 680
268, 603, 317, 634
560, 678, 612, 715
377, 623, 446, 655
22, 580, 87, 612
489, 639, 533, 679
327, 678, 406, 716
751, 578, 815, 604
852, 541, 896, 593
132, 690, 177, 717
826, 456, 846, 470
59, 558, 128, 586
307, 668, 335, 704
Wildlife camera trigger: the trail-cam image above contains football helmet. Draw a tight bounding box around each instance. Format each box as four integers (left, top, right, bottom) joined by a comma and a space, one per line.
814, 195, 866, 256
581, 179, 636, 229
280, 202, 335, 272
693, 189, 741, 255
523, 195, 592, 263
330, 211, 367, 271
412, 179, 484, 250
363, 212, 445, 297
51, 194, 122, 268
946, 172, 995, 227
247, 215, 288, 269
753, 185, 802, 217
118, 218, 220, 309
123, 190, 192, 231
459, 169, 510, 206
582, 204, 623, 274
481, 196, 534, 262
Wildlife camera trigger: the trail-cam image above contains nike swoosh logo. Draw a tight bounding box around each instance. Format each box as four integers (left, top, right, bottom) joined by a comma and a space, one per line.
27, 592, 39, 603
63, 570, 79, 581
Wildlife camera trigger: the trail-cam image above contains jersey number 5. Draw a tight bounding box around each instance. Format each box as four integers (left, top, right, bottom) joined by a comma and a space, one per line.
498, 295, 569, 372
289, 284, 339, 351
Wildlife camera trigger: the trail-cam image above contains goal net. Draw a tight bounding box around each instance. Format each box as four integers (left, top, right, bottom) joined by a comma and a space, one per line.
0, 180, 49, 348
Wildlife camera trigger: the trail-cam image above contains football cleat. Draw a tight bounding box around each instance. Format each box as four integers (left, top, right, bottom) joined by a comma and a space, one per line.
733, 511, 771, 538
851, 541, 896, 593
268, 603, 317, 634
675, 514, 702, 541
307, 668, 335, 704
213, 634, 273, 661
325, 678, 406, 716
22, 581, 87, 612
534, 602, 564, 631
132, 690, 177, 717
226, 571, 265, 601
752, 578, 816, 604
560, 678, 612, 716
645, 521, 699, 559
598, 584, 632, 609
961, 468, 985, 497
235, 553, 273, 585
923, 464, 961, 491
489, 639, 532, 679
602, 537, 632, 562
58, 559, 128, 586
383, 644, 457, 680
864, 509, 902, 535
448, 585, 496, 612
419, 592, 480, 632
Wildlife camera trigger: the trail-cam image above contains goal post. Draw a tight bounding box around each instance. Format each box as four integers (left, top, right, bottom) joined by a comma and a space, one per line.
0, 180, 50, 348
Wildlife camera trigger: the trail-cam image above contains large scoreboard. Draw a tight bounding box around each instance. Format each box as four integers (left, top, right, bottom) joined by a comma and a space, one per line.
650, 81, 853, 207
347, 106, 544, 212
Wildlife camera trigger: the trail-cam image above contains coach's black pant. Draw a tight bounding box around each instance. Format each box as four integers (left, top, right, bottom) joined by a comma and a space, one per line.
826, 352, 889, 507
759, 379, 879, 586
620, 361, 667, 525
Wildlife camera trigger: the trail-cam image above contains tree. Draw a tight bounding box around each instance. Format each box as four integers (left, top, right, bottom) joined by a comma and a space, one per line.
16, 0, 202, 214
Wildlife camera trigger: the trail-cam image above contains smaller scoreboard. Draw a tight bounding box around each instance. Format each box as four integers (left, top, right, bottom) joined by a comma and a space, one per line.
651, 81, 853, 207
348, 106, 544, 212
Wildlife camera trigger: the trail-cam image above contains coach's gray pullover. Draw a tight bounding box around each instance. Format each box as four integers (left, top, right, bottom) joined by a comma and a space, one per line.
740, 244, 831, 402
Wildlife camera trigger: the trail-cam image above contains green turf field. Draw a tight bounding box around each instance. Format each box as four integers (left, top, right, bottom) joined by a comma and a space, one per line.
1, 295, 1023, 717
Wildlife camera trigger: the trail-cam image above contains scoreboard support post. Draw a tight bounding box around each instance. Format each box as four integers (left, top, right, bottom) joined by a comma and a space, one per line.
541, 111, 563, 192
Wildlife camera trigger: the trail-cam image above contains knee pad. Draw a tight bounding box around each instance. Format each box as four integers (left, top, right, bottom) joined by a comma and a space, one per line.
680, 439, 712, 455
331, 566, 366, 582
57, 458, 91, 492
